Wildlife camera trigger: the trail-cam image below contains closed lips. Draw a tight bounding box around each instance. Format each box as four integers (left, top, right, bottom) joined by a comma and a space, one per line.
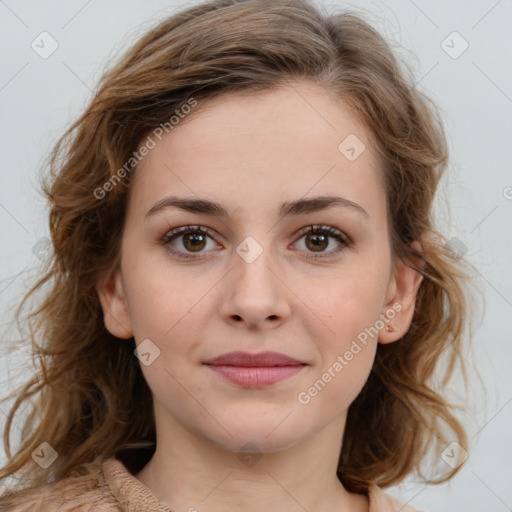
203, 351, 306, 367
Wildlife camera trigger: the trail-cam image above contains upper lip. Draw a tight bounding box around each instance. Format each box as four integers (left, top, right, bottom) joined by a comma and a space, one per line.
203, 351, 306, 367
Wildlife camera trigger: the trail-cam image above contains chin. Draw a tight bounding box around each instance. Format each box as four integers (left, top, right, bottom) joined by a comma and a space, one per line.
204, 415, 311, 454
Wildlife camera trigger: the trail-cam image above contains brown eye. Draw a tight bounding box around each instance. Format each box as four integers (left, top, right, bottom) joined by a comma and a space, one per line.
294, 225, 351, 260
304, 232, 329, 252
161, 225, 218, 259
182, 232, 207, 252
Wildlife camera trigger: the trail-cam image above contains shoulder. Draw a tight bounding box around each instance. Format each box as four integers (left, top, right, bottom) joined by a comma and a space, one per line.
0, 458, 119, 511
368, 484, 425, 512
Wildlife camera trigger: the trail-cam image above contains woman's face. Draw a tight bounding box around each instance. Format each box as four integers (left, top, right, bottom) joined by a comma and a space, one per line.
98, 81, 421, 454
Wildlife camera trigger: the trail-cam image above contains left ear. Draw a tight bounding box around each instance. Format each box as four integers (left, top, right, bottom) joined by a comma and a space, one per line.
379, 240, 424, 344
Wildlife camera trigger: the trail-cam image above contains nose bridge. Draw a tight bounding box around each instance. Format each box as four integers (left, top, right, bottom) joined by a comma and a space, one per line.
233, 234, 278, 291
221, 233, 290, 325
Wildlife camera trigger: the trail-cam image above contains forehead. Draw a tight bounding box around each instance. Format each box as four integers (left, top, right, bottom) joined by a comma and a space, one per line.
129, 82, 386, 222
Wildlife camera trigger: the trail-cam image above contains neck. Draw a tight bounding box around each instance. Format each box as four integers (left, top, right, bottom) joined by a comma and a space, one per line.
134, 406, 368, 512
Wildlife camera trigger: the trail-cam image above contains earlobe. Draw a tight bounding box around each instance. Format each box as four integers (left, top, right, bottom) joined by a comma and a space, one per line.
96, 265, 134, 339
379, 241, 424, 344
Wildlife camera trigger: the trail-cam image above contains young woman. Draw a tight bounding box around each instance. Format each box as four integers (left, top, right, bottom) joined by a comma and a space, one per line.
0, 0, 478, 510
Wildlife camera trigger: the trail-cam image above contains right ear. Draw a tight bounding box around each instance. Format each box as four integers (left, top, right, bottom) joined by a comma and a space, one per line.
96, 264, 134, 339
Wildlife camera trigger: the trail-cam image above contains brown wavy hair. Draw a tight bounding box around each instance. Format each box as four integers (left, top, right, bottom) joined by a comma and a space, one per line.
0, 0, 483, 502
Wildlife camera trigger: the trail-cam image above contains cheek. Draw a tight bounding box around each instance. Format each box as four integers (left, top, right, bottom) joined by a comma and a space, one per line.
298, 260, 389, 338
126, 275, 209, 406
123, 251, 210, 342
298, 282, 381, 414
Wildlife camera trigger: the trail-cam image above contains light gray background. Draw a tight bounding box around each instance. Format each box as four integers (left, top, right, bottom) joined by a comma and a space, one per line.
0, 1, 511, 511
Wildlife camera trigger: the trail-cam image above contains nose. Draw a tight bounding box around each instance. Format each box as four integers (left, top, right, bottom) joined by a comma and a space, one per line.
219, 240, 291, 330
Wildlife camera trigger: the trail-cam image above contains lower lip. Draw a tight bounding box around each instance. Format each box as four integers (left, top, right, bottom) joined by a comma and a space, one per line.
205, 365, 306, 387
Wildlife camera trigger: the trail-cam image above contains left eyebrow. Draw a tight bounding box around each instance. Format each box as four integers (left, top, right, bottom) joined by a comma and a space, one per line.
145, 195, 370, 220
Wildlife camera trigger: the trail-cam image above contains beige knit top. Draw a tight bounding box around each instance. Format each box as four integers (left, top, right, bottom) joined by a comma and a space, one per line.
2, 457, 422, 511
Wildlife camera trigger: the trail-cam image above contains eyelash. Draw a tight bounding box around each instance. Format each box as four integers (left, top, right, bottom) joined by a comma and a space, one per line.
160, 224, 352, 260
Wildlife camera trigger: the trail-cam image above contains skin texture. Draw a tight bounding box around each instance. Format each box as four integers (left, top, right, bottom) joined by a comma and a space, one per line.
97, 80, 423, 512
